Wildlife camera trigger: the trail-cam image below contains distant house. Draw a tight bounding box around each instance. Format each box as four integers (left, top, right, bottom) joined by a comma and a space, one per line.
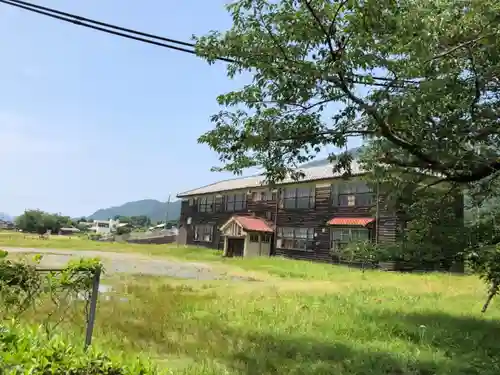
59, 227, 81, 235
89, 219, 117, 234
147, 223, 179, 236
0, 220, 14, 230
88, 219, 130, 234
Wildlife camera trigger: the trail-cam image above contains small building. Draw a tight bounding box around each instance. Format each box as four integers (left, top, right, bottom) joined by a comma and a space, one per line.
0, 220, 14, 230
59, 227, 81, 235
89, 219, 120, 234
220, 215, 274, 257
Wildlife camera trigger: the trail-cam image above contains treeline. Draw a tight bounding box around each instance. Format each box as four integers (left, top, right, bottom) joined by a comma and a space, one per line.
15, 210, 79, 234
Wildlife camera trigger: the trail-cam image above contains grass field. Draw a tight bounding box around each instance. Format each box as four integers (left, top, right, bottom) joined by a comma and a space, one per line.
0, 231, 380, 280
5, 262, 500, 374
2, 231, 500, 374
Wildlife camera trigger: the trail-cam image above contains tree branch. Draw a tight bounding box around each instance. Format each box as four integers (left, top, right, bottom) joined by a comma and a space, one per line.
303, 0, 339, 61
430, 32, 495, 61
467, 46, 481, 121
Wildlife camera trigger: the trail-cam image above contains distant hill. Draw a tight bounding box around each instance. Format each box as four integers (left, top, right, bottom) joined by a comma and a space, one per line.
88, 199, 181, 223
301, 147, 363, 168
0, 212, 13, 222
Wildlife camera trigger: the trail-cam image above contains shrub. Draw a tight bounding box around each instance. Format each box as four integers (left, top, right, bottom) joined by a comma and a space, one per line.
88, 233, 102, 241
339, 241, 380, 271
467, 244, 500, 313
0, 322, 162, 374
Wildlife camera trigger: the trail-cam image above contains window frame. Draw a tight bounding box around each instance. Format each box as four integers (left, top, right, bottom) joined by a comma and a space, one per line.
193, 224, 214, 243
225, 192, 247, 212
332, 181, 375, 207
330, 227, 371, 252
198, 195, 214, 213
282, 186, 315, 210
252, 190, 274, 202
276, 227, 315, 252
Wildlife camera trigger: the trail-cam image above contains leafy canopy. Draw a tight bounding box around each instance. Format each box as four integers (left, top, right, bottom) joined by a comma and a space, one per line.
195, 0, 500, 185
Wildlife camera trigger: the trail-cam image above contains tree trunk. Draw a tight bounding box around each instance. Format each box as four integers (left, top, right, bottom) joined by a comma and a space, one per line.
482, 281, 499, 313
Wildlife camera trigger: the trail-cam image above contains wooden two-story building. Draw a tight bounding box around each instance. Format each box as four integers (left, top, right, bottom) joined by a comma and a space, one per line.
176, 161, 415, 262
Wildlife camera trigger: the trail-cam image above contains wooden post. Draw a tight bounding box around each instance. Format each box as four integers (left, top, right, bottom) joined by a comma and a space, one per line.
375, 181, 380, 244
84, 267, 101, 350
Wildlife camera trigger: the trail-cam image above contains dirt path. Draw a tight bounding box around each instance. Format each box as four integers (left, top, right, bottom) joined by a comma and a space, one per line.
2, 247, 251, 281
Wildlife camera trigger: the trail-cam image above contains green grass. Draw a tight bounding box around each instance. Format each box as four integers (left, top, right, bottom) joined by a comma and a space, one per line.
3, 231, 500, 374
0, 231, 218, 256
8, 265, 500, 375
0, 231, 385, 281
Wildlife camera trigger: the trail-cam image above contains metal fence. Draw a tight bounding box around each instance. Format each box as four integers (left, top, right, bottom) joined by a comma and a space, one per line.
32, 267, 102, 349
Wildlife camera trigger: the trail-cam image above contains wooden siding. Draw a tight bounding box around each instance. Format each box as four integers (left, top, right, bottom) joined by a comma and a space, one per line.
177, 181, 463, 264
178, 196, 252, 250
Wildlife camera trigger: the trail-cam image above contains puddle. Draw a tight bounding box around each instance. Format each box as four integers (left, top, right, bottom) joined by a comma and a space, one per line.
99, 284, 113, 293
74, 283, 129, 303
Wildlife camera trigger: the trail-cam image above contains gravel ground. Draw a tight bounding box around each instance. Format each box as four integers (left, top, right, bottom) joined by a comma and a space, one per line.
2, 247, 252, 281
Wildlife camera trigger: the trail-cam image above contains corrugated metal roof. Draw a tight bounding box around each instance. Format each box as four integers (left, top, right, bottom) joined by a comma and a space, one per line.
177, 161, 364, 197
234, 215, 274, 233
327, 217, 375, 226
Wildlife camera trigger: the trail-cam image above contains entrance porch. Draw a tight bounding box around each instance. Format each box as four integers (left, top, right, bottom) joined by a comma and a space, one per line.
220, 215, 274, 258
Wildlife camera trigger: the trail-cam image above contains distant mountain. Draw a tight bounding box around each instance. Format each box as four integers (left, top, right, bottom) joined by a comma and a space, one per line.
301, 147, 363, 168
0, 212, 13, 222
88, 199, 181, 223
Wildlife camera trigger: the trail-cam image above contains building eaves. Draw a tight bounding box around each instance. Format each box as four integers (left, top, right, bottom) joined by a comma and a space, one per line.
177, 161, 364, 198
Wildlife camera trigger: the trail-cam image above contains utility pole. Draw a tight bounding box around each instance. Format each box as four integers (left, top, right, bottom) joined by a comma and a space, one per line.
165, 194, 171, 228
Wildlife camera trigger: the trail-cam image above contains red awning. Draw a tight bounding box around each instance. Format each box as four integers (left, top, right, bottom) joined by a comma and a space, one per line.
327, 217, 375, 226
234, 216, 274, 233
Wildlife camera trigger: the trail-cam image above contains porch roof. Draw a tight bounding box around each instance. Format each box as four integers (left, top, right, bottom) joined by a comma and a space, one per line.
327, 217, 375, 227
233, 215, 274, 233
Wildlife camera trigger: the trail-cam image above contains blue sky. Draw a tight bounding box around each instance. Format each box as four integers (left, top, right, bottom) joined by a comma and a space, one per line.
0, 0, 360, 217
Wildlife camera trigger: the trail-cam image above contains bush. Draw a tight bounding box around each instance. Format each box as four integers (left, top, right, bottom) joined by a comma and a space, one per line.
88, 233, 102, 241
0, 322, 162, 374
338, 241, 380, 271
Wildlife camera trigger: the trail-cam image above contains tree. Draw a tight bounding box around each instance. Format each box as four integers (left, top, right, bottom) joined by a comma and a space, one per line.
129, 216, 151, 228
194, 0, 500, 188
115, 226, 132, 235
15, 210, 72, 234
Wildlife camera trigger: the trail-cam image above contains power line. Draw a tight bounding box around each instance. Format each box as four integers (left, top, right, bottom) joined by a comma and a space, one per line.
2, 0, 419, 87
0, 0, 234, 60
5, 0, 197, 49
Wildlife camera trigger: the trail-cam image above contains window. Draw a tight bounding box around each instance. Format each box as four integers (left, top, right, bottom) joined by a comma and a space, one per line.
249, 233, 259, 242
251, 190, 274, 202
282, 186, 315, 209
277, 227, 314, 251
198, 196, 214, 213
194, 224, 214, 242
333, 181, 374, 207
225, 193, 247, 211
249, 233, 272, 243
330, 228, 370, 252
